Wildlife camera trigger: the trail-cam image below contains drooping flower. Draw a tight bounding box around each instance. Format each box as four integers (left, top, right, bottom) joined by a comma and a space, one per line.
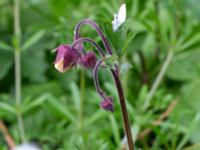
80, 51, 97, 69
100, 96, 114, 112
53, 19, 134, 149
112, 3, 126, 32
54, 44, 80, 73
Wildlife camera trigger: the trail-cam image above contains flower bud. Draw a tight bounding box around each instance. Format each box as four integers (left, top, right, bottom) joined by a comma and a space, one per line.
54, 45, 79, 73
100, 96, 114, 112
80, 51, 97, 69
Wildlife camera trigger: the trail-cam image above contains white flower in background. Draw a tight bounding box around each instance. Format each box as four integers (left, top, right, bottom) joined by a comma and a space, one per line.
112, 3, 126, 32
13, 143, 41, 150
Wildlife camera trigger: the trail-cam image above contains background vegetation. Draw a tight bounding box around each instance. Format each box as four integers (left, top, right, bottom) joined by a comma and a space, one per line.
0, 0, 200, 149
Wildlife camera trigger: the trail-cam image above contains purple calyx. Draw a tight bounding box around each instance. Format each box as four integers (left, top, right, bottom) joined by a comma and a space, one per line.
100, 97, 114, 112
80, 51, 97, 69
54, 19, 117, 112
54, 44, 80, 73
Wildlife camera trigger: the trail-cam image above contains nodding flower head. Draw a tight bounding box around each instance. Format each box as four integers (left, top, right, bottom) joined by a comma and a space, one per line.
54, 44, 80, 73
80, 51, 97, 69
100, 96, 114, 112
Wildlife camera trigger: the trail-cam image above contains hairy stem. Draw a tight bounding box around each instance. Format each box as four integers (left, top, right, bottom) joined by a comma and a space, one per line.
111, 70, 134, 150
144, 50, 174, 109
74, 19, 112, 55
14, 0, 26, 142
93, 60, 107, 99
74, 19, 134, 149
72, 38, 105, 57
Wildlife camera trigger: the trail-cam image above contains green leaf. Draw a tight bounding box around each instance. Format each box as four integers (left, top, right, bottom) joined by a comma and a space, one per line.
0, 51, 13, 80
22, 93, 49, 113
103, 54, 118, 69
85, 110, 107, 126
21, 30, 45, 51
22, 82, 64, 99
0, 40, 13, 52
109, 114, 120, 146
70, 82, 80, 111
178, 33, 200, 52
181, 79, 200, 112
101, 23, 126, 54
21, 47, 47, 82
46, 95, 76, 123
167, 49, 200, 81
138, 85, 148, 103
121, 31, 137, 57
183, 143, 200, 150
177, 114, 200, 149
0, 102, 15, 114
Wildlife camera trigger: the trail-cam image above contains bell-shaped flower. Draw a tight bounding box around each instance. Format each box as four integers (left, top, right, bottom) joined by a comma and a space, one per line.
80, 51, 97, 69
112, 3, 126, 32
54, 44, 80, 73
100, 96, 114, 112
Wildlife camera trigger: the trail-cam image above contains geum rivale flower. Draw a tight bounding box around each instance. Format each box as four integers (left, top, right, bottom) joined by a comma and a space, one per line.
54, 44, 80, 73
80, 51, 97, 69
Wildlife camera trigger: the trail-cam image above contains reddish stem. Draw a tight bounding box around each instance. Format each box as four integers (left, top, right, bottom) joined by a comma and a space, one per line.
74, 19, 135, 150
111, 69, 135, 150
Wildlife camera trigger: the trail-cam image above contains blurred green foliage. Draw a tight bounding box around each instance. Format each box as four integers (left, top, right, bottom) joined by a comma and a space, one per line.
0, 0, 200, 149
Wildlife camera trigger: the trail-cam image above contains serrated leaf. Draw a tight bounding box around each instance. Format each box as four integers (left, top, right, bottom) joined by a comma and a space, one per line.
121, 31, 137, 57
101, 23, 127, 54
